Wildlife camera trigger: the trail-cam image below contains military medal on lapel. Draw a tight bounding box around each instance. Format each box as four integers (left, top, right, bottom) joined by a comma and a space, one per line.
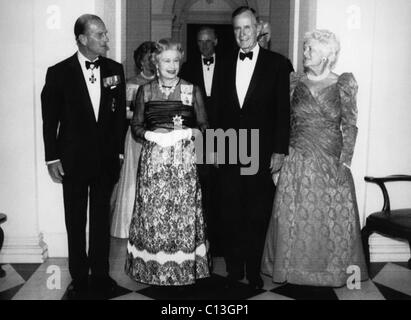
103, 75, 121, 89
180, 84, 193, 106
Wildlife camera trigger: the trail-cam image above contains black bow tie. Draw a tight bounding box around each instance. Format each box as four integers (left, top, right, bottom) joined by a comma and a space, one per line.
239, 51, 253, 61
85, 60, 100, 70
203, 57, 214, 65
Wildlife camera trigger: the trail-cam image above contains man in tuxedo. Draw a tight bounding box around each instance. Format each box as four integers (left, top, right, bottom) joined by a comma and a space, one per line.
41, 14, 126, 298
180, 26, 224, 259
218, 7, 290, 289
180, 26, 223, 127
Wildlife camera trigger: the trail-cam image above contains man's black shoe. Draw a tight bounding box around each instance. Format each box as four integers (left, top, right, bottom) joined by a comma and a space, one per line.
207, 251, 214, 273
66, 280, 88, 300
227, 273, 243, 282
89, 275, 117, 295
248, 275, 264, 289
223, 272, 244, 289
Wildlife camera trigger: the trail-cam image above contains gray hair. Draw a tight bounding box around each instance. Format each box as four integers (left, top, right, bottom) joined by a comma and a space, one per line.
197, 26, 217, 40
304, 29, 340, 69
74, 14, 103, 41
153, 38, 184, 63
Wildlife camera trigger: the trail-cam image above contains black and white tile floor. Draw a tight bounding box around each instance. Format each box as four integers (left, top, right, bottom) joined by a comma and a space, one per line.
1, 238, 411, 300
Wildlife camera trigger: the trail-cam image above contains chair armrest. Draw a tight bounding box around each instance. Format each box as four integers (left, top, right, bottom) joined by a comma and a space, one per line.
365, 175, 411, 183
364, 175, 411, 214
0, 213, 7, 224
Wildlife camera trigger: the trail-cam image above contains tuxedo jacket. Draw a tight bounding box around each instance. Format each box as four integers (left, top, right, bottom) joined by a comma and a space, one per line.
180, 53, 224, 128
218, 47, 290, 169
41, 53, 126, 180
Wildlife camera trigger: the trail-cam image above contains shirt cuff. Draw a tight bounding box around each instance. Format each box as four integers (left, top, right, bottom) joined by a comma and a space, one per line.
46, 159, 60, 165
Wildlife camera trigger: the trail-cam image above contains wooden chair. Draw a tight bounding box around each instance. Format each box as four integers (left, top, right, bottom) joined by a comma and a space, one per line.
361, 175, 411, 270
0, 213, 6, 278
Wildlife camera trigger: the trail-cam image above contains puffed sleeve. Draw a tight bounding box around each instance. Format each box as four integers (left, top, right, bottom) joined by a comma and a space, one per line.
193, 85, 209, 133
130, 85, 147, 140
338, 73, 359, 167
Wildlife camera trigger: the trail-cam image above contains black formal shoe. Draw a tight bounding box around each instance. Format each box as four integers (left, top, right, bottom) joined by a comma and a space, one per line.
66, 280, 88, 300
248, 276, 264, 289
224, 272, 244, 289
89, 275, 117, 295
207, 251, 214, 273
0, 265, 5, 278
227, 272, 243, 281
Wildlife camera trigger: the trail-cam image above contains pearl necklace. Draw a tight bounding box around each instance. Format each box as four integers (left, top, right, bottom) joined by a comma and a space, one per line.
158, 78, 179, 97
307, 69, 331, 82
140, 71, 155, 81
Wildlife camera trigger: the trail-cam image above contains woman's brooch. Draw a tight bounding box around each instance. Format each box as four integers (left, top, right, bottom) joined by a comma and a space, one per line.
173, 115, 183, 129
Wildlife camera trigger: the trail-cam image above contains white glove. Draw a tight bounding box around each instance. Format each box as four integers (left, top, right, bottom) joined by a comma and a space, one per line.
170, 129, 192, 142
159, 132, 178, 148
144, 131, 169, 148
145, 130, 192, 148
144, 131, 163, 144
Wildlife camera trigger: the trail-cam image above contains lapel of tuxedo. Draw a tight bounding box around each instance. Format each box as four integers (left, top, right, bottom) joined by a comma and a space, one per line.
68, 54, 96, 123
242, 48, 265, 110
197, 57, 207, 95
231, 51, 241, 110
210, 55, 218, 97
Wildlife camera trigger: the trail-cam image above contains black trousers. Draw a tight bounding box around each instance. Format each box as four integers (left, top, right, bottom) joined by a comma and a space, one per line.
197, 164, 223, 257
219, 165, 274, 280
62, 174, 115, 283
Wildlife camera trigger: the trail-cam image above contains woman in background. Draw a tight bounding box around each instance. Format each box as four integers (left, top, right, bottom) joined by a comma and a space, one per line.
110, 41, 156, 238
262, 29, 368, 287
125, 39, 210, 286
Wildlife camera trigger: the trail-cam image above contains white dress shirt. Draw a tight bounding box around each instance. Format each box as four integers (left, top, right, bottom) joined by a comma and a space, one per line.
201, 54, 216, 97
77, 51, 101, 121
236, 44, 260, 108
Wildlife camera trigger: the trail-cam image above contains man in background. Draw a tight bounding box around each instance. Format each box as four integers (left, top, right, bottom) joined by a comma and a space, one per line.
180, 26, 224, 262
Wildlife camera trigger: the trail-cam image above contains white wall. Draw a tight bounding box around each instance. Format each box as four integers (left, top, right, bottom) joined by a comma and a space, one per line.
0, 0, 47, 263
151, 0, 173, 41
294, 0, 411, 262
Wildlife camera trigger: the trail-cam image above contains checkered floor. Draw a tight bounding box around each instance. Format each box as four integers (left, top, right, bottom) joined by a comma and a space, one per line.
1, 238, 411, 300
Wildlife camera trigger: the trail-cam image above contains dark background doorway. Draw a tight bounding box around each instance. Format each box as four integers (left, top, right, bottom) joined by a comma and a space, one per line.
186, 24, 237, 62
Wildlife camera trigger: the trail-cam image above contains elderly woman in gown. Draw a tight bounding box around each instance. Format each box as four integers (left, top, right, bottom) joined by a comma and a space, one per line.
125, 39, 210, 286
262, 30, 368, 287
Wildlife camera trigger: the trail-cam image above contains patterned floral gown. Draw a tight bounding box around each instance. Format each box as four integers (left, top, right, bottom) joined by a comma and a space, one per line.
125, 79, 210, 286
261, 73, 368, 287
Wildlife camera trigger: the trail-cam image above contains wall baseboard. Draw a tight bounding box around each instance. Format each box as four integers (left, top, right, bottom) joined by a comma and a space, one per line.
0, 233, 48, 263
1, 233, 409, 263
369, 234, 410, 262
42, 232, 68, 258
